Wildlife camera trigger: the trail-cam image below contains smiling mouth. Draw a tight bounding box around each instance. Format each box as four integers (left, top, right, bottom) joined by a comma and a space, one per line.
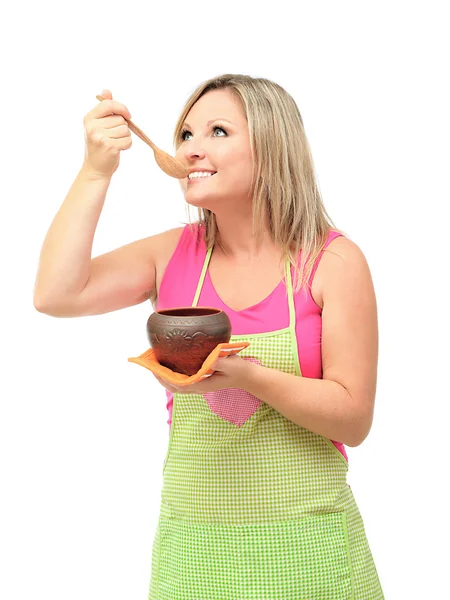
188, 173, 217, 182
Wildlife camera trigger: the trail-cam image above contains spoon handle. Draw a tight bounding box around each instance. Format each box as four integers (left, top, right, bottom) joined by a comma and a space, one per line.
95, 95, 157, 151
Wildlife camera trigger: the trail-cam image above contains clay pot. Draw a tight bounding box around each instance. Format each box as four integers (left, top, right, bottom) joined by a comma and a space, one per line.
147, 307, 231, 376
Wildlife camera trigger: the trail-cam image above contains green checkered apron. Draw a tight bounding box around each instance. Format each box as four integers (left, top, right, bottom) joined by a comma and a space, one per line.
149, 247, 384, 599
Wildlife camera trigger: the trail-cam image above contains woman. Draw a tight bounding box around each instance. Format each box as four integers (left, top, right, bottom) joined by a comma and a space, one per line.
34, 74, 384, 599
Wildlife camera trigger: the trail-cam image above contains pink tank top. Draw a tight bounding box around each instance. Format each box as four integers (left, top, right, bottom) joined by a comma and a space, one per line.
156, 223, 348, 461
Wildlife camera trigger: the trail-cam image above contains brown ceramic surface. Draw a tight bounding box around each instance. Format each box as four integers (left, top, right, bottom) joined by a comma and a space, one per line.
147, 307, 232, 376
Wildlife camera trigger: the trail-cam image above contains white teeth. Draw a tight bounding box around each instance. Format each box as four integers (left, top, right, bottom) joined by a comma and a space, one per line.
188, 171, 215, 179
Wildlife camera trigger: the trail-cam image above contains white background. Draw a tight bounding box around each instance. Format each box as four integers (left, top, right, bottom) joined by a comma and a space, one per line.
1, 1, 449, 598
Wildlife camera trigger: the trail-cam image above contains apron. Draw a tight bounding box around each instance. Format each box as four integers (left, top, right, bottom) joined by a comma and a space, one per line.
149, 247, 384, 600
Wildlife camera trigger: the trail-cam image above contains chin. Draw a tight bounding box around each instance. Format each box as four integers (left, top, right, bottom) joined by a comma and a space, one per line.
184, 197, 215, 211
183, 188, 216, 207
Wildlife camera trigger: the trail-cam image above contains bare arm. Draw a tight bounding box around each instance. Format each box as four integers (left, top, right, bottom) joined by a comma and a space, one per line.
33, 165, 112, 311
244, 237, 379, 447
33, 91, 180, 318
33, 167, 183, 317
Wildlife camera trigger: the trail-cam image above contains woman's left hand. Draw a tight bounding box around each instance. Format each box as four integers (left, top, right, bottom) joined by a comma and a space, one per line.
153, 355, 256, 395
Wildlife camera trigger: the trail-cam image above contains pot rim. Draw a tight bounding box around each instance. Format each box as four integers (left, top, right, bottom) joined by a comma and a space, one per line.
152, 306, 225, 318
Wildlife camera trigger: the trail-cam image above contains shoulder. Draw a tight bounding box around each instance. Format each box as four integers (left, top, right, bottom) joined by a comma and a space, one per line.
322, 236, 373, 293
324, 233, 365, 263
313, 234, 372, 309
319, 236, 377, 335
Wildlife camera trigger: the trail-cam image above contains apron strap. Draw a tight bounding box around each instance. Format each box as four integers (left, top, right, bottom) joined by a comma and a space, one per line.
285, 257, 296, 329
285, 257, 301, 376
192, 245, 213, 307
193, 248, 296, 336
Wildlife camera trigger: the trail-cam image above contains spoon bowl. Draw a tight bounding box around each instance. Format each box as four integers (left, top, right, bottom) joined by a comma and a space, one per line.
96, 95, 188, 179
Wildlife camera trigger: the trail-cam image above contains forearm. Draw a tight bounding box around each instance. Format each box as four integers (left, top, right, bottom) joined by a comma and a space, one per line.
245, 362, 371, 447
34, 164, 112, 306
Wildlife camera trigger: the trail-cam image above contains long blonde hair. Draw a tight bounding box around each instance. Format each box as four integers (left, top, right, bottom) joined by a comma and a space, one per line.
173, 73, 348, 297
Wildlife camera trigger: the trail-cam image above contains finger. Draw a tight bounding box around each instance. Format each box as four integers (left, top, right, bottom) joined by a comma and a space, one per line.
102, 114, 129, 129
95, 98, 132, 121
107, 124, 131, 139
211, 357, 230, 371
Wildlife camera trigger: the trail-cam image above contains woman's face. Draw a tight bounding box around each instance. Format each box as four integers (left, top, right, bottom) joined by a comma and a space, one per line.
176, 89, 254, 211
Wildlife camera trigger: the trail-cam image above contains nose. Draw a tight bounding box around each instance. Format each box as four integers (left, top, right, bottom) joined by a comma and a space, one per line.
182, 140, 207, 162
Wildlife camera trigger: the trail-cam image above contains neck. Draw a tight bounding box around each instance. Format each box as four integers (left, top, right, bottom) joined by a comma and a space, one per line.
213, 212, 279, 262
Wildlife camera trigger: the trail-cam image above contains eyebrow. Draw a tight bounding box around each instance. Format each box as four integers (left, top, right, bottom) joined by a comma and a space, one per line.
182, 118, 233, 129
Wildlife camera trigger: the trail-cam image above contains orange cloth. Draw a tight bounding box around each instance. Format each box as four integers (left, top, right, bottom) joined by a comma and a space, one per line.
128, 341, 250, 386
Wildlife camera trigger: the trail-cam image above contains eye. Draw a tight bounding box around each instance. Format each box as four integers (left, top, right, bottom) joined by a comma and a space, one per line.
179, 125, 228, 142
179, 128, 191, 142
212, 126, 227, 137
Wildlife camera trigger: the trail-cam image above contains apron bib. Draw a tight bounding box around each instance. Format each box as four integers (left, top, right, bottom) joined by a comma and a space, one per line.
149, 247, 384, 600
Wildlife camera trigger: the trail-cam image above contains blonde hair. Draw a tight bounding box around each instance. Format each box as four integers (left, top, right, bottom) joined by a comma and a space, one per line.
173, 73, 348, 297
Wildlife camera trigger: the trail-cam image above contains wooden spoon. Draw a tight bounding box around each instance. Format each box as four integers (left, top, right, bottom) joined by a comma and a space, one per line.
96, 95, 188, 179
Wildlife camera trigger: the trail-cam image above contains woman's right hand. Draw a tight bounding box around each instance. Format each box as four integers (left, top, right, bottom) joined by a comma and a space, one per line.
82, 89, 133, 179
